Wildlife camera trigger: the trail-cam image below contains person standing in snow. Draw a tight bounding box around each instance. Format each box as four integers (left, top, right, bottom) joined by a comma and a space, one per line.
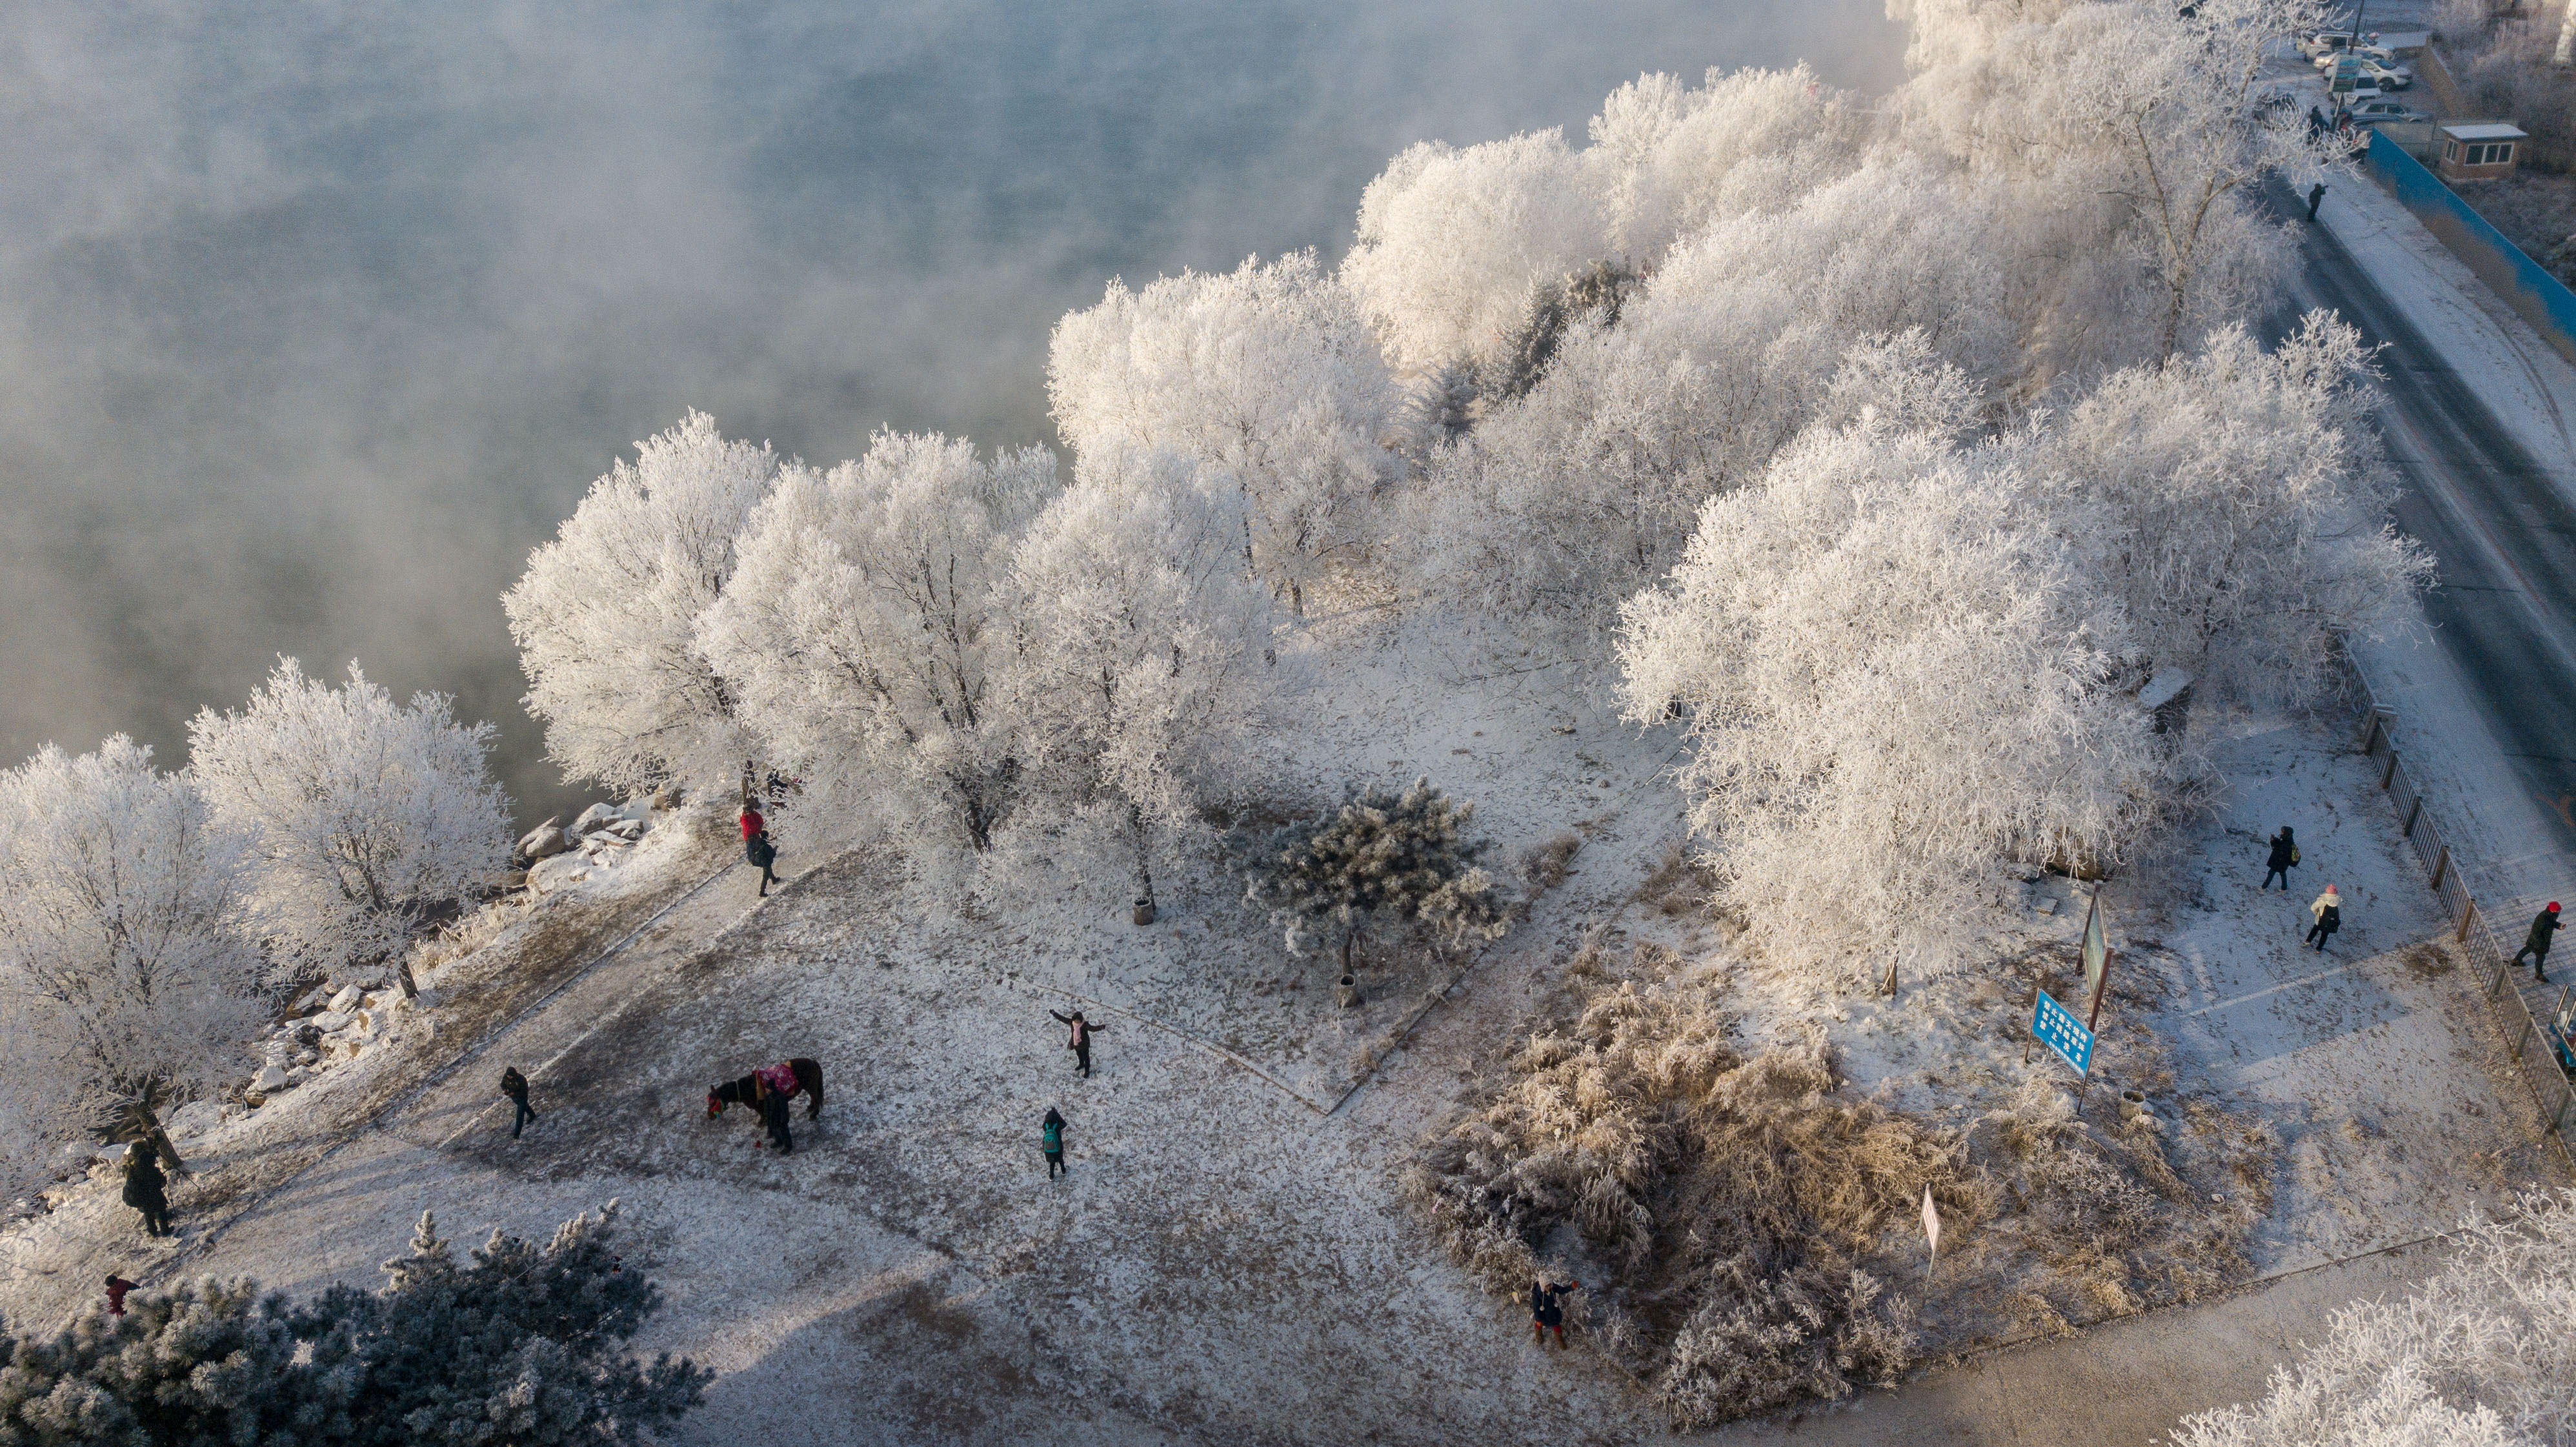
501, 1066, 537, 1139
1041, 1107, 1069, 1178
2306, 183, 2328, 223
740, 804, 780, 897
1049, 1009, 1106, 1078
2262, 826, 2299, 891
1531, 1278, 1575, 1349
2514, 902, 2563, 982
104, 1274, 138, 1317
121, 1144, 170, 1237
2306, 885, 2343, 952
759, 1078, 794, 1153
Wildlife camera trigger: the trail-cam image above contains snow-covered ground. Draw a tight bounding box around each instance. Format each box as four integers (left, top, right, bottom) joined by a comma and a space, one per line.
1, 625, 2556, 1443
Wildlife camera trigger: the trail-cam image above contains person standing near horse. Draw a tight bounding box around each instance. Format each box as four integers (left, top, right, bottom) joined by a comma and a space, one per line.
501, 1066, 537, 1139
740, 803, 780, 897
121, 1144, 170, 1237
1049, 1009, 1106, 1078
1041, 1108, 1069, 1178
755, 1064, 795, 1153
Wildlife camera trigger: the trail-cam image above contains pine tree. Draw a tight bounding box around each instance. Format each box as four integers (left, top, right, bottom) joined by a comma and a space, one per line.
1238, 777, 1511, 975
0, 1203, 708, 1446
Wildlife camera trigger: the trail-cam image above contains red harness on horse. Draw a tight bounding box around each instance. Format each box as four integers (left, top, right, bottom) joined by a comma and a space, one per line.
755, 1062, 798, 1097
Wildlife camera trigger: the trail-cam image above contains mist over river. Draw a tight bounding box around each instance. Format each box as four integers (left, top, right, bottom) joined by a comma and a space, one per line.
0, 1, 1901, 824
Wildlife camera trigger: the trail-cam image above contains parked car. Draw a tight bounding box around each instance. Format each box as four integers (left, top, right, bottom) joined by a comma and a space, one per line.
2355, 57, 2413, 89
2299, 30, 2379, 59
2346, 97, 2429, 125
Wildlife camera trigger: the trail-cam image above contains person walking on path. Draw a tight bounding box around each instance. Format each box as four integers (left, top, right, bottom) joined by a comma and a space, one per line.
501, 1066, 537, 1139
2262, 827, 2299, 891
104, 1274, 138, 1317
2515, 902, 2564, 982
121, 1144, 170, 1238
1050, 1009, 1106, 1078
2306, 885, 2343, 952
1041, 1108, 1069, 1178
1530, 1279, 1575, 1348
740, 804, 780, 897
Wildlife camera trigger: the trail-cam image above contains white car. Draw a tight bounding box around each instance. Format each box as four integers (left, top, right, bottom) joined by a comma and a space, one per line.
2346, 97, 2429, 125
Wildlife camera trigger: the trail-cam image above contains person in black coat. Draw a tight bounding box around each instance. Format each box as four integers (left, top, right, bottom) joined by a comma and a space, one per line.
2262, 827, 2297, 891
501, 1066, 537, 1139
1530, 1278, 1575, 1348
121, 1146, 170, 1237
759, 1077, 794, 1154
1049, 1009, 1107, 1078
2306, 886, 2343, 952
2514, 902, 2563, 982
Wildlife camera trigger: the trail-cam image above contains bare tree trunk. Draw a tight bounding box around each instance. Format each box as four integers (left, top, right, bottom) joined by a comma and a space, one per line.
2557, 0, 2576, 67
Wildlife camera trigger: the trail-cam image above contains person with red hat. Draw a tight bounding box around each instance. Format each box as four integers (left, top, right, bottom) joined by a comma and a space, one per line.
2513, 902, 2563, 982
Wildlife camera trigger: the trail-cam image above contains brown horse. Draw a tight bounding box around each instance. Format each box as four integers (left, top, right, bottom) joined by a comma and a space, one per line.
706, 1058, 825, 1122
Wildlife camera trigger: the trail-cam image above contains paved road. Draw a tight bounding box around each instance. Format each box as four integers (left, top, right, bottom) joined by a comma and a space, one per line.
2266, 179, 2576, 865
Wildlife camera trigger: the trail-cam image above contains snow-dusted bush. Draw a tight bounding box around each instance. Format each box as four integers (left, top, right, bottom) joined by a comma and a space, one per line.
504, 410, 779, 800
0, 1203, 710, 1445
1049, 252, 1398, 612
2037, 315, 2430, 706
188, 658, 511, 990
2172, 1188, 2576, 1446
1408, 982, 1948, 1426
1618, 416, 2161, 983
1405, 160, 2009, 638
1586, 64, 1875, 263
701, 431, 1056, 858
1237, 777, 1509, 973
0, 738, 263, 1171
1002, 446, 1282, 903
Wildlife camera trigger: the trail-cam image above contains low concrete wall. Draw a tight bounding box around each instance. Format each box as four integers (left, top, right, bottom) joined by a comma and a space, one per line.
2364, 126, 2576, 365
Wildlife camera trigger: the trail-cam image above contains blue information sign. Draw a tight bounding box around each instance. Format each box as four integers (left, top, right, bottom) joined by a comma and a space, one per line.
2031, 990, 2094, 1077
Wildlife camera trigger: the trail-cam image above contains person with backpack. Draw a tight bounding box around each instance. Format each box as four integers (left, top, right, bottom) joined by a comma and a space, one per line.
104, 1274, 139, 1317
501, 1066, 537, 1139
740, 804, 780, 897
1049, 1009, 1107, 1078
121, 1144, 170, 1237
2307, 885, 2343, 952
2514, 902, 2563, 982
1041, 1108, 1069, 1178
1530, 1278, 1575, 1348
2262, 827, 2299, 891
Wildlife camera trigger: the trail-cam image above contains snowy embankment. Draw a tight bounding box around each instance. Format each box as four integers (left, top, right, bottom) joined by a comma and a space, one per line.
3, 626, 2551, 1444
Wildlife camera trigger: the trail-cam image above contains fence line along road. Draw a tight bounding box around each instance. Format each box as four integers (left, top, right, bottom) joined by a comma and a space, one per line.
2340, 654, 2576, 1175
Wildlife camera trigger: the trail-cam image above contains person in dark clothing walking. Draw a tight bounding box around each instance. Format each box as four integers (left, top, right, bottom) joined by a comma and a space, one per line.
2515, 902, 2563, 982
758, 1079, 794, 1153
104, 1274, 138, 1317
1531, 1279, 1575, 1348
2306, 885, 2342, 952
1041, 1107, 1068, 1178
740, 805, 780, 897
501, 1066, 537, 1139
121, 1146, 170, 1237
2306, 183, 2328, 222
2262, 827, 2299, 890
1049, 1009, 1106, 1077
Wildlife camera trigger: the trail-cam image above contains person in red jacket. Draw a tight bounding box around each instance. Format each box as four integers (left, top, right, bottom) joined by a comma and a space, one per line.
105, 1274, 138, 1316
739, 804, 780, 896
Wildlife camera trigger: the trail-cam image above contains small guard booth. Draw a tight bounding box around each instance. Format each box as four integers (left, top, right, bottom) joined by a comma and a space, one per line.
2437, 123, 2526, 183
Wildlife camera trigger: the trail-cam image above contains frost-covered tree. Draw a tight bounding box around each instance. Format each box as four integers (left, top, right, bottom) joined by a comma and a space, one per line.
503, 410, 778, 799
701, 431, 1056, 857
2038, 315, 2430, 707
2171, 1188, 2576, 1446
1238, 778, 1511, 974
1002, 446, 1282, 904
0, 739, 263, 1173
188, 658, 512, 993
1049, 252, 1398, 612
0, 1202, 709, 1446
1618, 418, 2161, 983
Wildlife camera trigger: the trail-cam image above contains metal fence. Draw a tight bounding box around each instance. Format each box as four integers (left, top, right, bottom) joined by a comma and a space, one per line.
2342, 660, 2576, 1173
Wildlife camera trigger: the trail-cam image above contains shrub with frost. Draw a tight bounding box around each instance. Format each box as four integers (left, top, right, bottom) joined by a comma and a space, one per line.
1001, 445, 1281, 904
0, 738, 263, 1174
0, 1202, 710, 1445
701, 431, 1056, 858
1049, 252, 1398, 612
1618, 416, 2160, 983
1237, 776, 1509, 974
188, 658, 511, 991
2171, 1188, 2576, 1447
503, 410, 778, 800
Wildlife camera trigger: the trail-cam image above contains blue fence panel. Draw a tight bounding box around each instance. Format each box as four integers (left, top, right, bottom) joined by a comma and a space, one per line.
2365, 128, 2576, 365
